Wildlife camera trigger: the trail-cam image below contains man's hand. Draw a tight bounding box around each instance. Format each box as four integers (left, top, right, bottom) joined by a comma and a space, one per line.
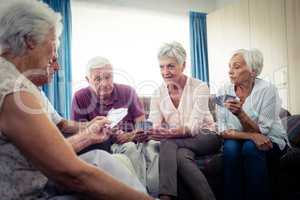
250, 133, 273, 151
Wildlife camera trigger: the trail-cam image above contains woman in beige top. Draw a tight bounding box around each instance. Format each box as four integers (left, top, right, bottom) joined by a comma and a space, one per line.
148, 41, 221, 200
0, 1, 152, 200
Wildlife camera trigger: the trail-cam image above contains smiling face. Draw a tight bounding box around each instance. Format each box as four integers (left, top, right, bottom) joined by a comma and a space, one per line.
87, 65, 114, 99
159, 57, 185, 85
228, 54, 255, 85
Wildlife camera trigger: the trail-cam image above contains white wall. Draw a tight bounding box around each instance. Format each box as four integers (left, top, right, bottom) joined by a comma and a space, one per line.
72, 0, 217, 16
216, 0, 241, 9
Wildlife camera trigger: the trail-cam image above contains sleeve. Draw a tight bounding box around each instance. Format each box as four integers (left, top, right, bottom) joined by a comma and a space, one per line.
40, 91, 63, 125
71, 94, 88, 122
257, 85, 282, 135
128, 88, 145, 119
188, 83, 216, 135
148, 89, 163, 127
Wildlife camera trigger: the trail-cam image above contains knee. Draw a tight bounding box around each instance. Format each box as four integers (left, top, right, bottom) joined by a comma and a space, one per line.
121, 142, 138, 153
223, 140, 241, 160
160, 139, 177, 150
242, 140, 265, 159
177, 148, 194, 168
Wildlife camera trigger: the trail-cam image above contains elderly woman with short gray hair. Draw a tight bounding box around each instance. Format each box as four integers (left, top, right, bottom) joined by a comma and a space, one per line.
0, 1, 152, 200
148, 41, 221, 200
217, 49, 288, 200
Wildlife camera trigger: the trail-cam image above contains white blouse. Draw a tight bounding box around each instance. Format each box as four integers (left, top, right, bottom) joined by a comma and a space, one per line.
149, 76, 215, 136
216, 78, 288, 150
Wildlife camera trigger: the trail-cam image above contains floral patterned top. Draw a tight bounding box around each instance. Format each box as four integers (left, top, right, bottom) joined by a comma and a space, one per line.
0, 57, 49, 200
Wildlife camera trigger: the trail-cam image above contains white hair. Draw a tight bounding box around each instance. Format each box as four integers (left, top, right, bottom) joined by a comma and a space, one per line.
86, 56, 112, 77
158, 41, 187, 65
0, 0, 62, 56
232, 48, 264, 77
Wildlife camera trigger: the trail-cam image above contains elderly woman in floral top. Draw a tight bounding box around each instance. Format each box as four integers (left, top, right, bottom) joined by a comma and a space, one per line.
0, 1, 152, 200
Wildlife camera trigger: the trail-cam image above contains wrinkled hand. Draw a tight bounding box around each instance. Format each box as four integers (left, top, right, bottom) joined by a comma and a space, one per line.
112, 130, 136, 144
221, 129, 236, 139
224, 99, 243, 116
148, 127, 186, 141
250, 133, 273, 151
133, 129, 150, 143
85, 116, 112, 144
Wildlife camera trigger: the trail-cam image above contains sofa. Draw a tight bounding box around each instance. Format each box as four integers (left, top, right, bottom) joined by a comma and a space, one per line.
138, 96, 300, 200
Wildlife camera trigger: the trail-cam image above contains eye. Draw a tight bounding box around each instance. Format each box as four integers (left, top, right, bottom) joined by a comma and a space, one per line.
94, 76, 101, 82
167, 64, 175, 69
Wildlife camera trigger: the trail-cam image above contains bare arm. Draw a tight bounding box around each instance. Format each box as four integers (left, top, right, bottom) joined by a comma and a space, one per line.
237, 111, 261, 133
56, 119, 87, 135
0, 92, 152, 200
221, 129, 273, 150
225, 100, 260, 133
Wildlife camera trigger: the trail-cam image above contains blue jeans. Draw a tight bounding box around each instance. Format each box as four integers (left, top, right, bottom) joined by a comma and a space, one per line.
223, 139, 286, 200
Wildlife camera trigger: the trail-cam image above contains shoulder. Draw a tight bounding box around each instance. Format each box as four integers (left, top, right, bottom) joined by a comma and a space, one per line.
188, 77, 209, 94
0, 58, 40, 110
254, 78, 277, 95
114, 83, 138, 97
73, 87, 92, 98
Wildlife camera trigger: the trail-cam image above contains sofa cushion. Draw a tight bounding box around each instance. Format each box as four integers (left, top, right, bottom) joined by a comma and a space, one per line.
282, 115, 300, 147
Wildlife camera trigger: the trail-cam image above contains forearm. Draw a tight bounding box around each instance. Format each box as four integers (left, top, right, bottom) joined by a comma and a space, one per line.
67, 131, 92, 153
237, 111, 260, 133
221, 129, 254, 140
57, 119, 88, 135
78, 164, 152, 200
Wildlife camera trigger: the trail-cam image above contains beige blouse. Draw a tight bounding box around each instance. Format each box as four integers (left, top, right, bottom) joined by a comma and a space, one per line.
0, 57, 49, 200
149, 76, 215, 135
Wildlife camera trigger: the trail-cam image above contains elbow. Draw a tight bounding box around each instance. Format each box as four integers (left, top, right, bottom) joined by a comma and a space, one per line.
48, 160, 90, 193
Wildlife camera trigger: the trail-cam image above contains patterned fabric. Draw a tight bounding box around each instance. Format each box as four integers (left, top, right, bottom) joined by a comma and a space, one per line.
0, 57, 48, 200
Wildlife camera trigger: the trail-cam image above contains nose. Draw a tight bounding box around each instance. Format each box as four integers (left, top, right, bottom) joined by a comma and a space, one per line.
228, 67, 234, 76
161, 65, 169, 76
50, 56, 60, 72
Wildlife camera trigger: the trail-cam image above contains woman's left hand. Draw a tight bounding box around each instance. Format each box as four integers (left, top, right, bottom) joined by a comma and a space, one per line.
224, 99, 243, 116
148, 127, 187, 141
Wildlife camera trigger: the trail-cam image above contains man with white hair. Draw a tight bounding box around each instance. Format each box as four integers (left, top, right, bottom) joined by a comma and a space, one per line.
71, 56, 148, 187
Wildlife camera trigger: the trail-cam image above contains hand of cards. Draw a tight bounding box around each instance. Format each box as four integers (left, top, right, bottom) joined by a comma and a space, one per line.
212, 94, 239, 107
106, 108, 128, 128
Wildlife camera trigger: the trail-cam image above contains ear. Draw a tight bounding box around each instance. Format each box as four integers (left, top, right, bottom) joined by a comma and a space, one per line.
85, 76, 90, 83
250, 69, 256, 77
24, 35, 36, 50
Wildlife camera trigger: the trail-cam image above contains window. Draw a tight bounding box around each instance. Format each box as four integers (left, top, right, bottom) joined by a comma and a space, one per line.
71, 2, 190, 96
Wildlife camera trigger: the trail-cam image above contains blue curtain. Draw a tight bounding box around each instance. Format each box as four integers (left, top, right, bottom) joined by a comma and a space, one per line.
42, 0, 72, 119
189, 11, 209, 83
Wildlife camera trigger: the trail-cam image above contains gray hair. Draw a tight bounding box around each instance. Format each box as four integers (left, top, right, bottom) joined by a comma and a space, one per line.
232, 48, 264, 77
0, 0, 62, 56
86, 56, 112, 77
158, 41, 187, 65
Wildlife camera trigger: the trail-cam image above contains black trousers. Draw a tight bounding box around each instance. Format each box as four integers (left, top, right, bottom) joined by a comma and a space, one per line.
159, 132, 222, 200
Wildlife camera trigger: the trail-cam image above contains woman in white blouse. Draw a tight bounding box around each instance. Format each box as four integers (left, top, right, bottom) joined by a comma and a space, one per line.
217, 49, 288, 200
148, 41, 221, 200
0, 1, 152, 200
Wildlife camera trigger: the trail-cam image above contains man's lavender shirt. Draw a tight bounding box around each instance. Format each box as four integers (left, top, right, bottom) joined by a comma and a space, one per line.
71, 83, 144, 132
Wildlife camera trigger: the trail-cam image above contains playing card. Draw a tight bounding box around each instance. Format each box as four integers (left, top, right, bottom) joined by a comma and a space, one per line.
107, 108, 128, 128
